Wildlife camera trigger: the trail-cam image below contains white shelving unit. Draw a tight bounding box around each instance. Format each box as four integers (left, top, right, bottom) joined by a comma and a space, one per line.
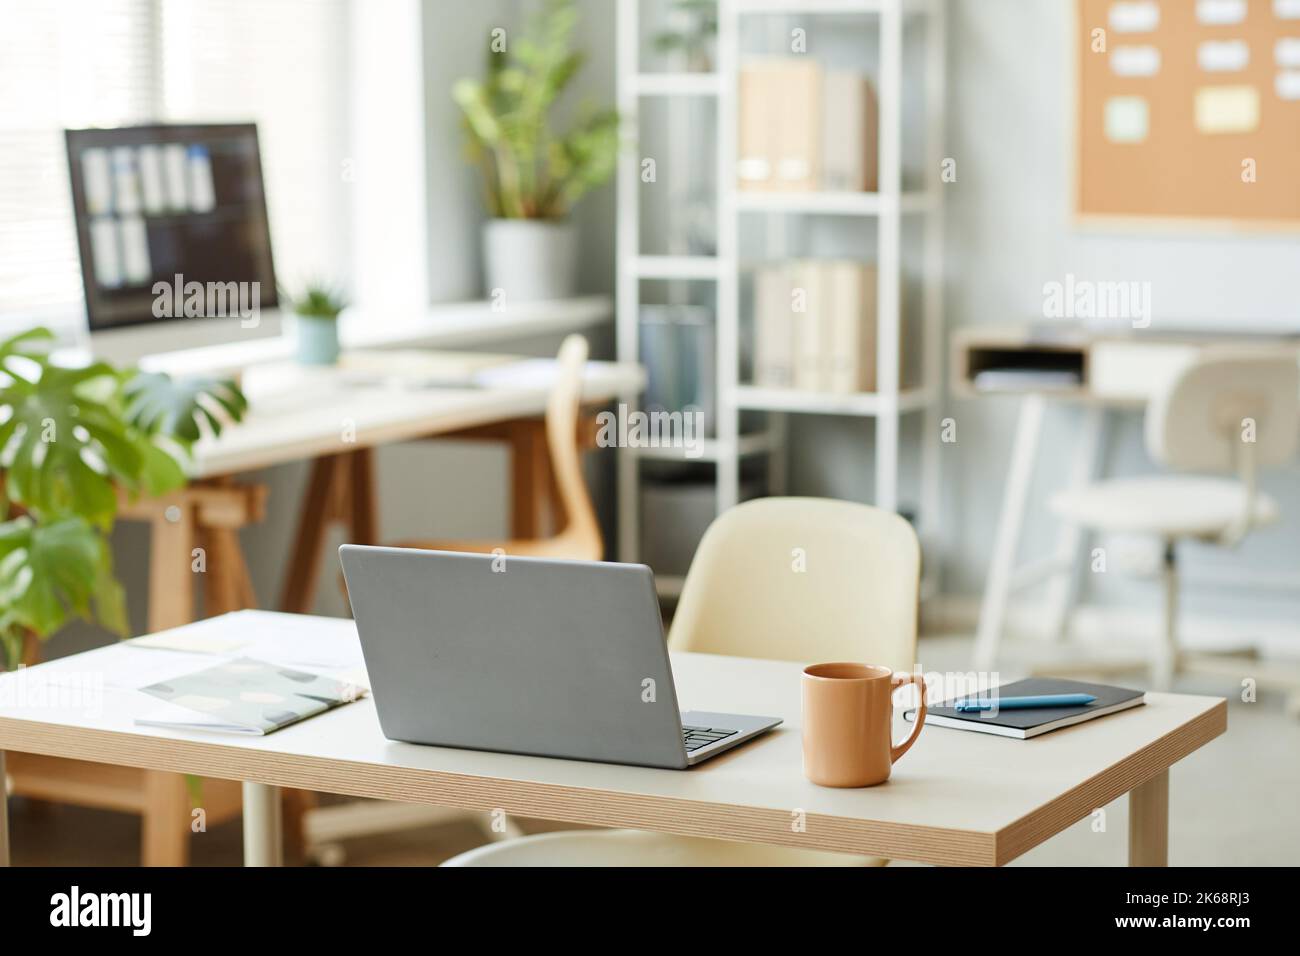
615, 0, 947, 598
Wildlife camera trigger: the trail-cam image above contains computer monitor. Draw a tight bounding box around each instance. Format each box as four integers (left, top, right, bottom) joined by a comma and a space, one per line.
65, 123, 280, 358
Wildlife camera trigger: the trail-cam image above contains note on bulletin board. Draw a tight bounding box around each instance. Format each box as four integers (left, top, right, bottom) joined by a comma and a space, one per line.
1077, 0, 1300, 227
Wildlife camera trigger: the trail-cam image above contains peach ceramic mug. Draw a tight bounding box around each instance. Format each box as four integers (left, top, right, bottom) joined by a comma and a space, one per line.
801, 663, 927, 788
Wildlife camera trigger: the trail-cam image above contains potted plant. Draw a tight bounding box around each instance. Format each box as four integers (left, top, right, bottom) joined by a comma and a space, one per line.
453, 0, 619, 302
653, 0, 718, 73
0, 327, 247, 669
281, 281, 348, 366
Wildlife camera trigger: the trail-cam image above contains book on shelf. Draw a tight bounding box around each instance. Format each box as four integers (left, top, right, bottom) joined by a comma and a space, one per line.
738, 59, 879, 193
738, 58, 821, 191
821, 70, 879, 192
792, 260, 828, 392
753, 266, 795, 387
751, 260, 891, 396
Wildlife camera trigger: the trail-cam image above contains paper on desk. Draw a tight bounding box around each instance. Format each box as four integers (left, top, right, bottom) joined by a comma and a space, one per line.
128, 610, 365, 673
473, 359, 562, 389
39, 644, 220, 692
130, 629, 249, 655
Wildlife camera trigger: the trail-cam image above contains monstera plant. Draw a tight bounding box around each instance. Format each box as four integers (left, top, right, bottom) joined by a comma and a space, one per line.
0, 327, 247, 668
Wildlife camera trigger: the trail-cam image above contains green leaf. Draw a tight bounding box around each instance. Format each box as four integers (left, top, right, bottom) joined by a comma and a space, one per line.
451, 0, 620, 220
0, 516, 119, 640
122, 372, 247, 447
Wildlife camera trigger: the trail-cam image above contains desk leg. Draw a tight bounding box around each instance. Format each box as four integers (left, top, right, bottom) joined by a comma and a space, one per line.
1042, 406, 1108, 643
974, 396, 1045, 672
242, 782, 283, 867
1128, 769, 1169, 866
0, 750, 10, 867
281, 450, 377, 614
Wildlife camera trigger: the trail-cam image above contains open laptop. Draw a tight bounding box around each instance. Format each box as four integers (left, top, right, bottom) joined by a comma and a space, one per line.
339, 546, 782, 769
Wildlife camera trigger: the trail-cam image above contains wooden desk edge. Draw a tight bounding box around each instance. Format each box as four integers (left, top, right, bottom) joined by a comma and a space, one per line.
0, 720, 996, 866
993, 698, 1227, 866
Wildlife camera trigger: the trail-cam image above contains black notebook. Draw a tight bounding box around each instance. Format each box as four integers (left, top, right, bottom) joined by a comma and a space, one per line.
903, 678, 1145, 739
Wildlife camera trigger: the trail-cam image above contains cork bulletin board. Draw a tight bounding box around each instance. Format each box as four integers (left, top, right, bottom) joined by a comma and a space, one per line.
1076, 0, 1300, 226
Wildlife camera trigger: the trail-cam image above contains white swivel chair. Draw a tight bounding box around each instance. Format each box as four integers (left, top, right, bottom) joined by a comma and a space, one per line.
442, 497, 921, 867
1047, 351, 1298, 690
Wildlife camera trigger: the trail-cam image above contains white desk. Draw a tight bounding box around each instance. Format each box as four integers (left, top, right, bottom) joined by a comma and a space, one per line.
190, 352, 642, 478
0, 612, 1225, 867
953, 325, 1300, 669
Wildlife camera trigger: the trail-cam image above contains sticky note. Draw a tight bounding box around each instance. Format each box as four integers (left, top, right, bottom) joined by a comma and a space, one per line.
1275, 0, 1300, 20
1197, 0, 1246, 24
1109, 1, 1159, 32
1104, 96, 1150, 142
1199, 40, 1250, 72
1194, 86, 1260, 134
1276, 38, 1300, 68
1277, 71, 1300, 99
1111, 45, 1161, 77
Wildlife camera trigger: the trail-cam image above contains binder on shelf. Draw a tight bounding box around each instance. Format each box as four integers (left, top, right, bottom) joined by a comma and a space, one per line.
738, 59, 822, 192
753, 266, 795, 387
751, 260, 895, 396
826, 262, 879, 394
739, 61, 879, 194
822, 71, 879, 193
792, 260, 828, 392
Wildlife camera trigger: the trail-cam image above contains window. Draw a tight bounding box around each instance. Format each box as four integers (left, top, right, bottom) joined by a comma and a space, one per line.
0, 0, 349, 335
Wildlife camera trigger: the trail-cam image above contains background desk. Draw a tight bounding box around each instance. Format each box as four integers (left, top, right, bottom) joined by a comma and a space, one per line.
0, 612, 1225, 867
12, 343, 642, 867
952, 324, 1300, 669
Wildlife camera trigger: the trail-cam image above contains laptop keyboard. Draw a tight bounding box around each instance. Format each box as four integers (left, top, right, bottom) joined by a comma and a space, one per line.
682, 725, 738, 753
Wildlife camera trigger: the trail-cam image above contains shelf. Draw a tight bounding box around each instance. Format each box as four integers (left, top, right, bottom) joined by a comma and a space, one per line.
634, 430, 778, 462
735, 190, 936, 216
628, 255, 722, 280
733, 385, 936, 416
634, 73, 720, 97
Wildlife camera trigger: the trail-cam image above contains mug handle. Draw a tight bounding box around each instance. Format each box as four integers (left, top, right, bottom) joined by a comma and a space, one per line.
890, 673, 926, 764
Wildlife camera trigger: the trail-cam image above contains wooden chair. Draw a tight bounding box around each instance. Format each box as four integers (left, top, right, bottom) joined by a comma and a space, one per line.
390, 334, 603, 561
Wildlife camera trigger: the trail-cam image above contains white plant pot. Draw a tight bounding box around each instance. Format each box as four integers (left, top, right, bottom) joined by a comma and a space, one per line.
482, 218, 578, 302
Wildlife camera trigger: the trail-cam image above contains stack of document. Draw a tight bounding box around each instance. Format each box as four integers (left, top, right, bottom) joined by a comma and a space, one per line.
738, 59, 878, 192
753, 260, 889, 393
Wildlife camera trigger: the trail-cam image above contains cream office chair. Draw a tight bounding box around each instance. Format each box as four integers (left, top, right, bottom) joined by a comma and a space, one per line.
441, 497, 921, 867
1047, 351, 1298, 690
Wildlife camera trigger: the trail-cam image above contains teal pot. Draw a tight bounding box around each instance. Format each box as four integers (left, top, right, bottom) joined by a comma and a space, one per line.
295, 314, 340, 366
482, 218, 578, 302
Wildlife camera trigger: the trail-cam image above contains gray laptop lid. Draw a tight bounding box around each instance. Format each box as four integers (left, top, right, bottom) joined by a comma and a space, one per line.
340, 546, 689, 769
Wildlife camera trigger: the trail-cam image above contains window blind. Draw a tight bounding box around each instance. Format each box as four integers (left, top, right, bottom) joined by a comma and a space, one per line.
0, 0, 350, 335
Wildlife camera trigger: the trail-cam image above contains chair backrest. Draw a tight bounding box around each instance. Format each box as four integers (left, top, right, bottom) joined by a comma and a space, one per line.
545, 334, 602, 560
667, 497, 921, 670
1146, 350, 1299, 472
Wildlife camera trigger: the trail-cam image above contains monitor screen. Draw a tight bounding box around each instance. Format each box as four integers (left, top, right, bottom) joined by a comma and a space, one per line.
65, 123, 278, 332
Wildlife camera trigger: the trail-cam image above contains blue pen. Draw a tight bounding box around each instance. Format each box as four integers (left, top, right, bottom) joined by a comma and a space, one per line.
953, 693, 1096, 712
